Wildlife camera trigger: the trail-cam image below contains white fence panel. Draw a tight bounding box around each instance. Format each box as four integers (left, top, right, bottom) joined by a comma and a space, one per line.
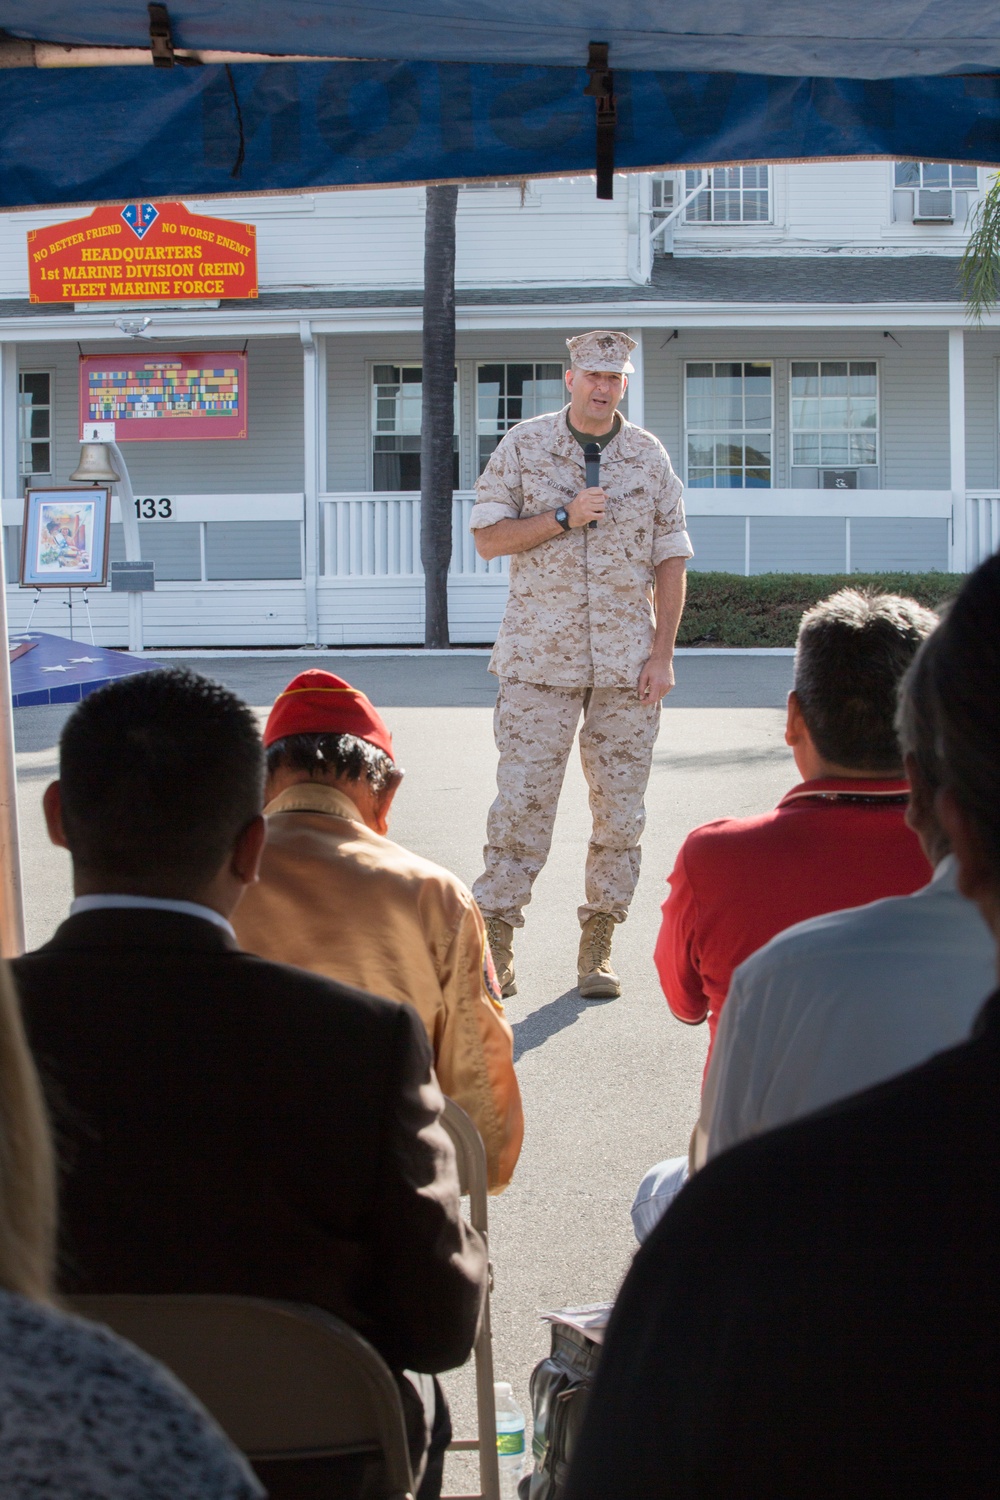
965, 493, 1000, 569
322, 492, 507, 578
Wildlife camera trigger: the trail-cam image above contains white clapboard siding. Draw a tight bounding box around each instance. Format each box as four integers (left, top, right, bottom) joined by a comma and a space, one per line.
5, 580, 307, 649
670, 161, 981, 257
21, 339, 305, 498
681, 490, 952, 574
643, 329, 956, 492
1, 179, 628, 298
317, 576, 508, 645
325, 329, 573, 495
3, 165, 984, 303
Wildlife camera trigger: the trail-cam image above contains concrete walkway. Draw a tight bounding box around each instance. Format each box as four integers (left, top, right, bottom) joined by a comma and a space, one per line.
12, 651, 795, 1486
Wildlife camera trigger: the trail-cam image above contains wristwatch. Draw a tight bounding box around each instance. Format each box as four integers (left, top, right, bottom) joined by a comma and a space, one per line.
554, 506, 571, 532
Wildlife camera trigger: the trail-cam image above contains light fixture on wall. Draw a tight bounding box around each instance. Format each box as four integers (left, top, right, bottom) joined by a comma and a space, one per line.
114, 317, 152, 339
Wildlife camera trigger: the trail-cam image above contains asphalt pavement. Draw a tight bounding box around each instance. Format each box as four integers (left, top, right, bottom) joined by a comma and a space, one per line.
12, 650, 795, 1487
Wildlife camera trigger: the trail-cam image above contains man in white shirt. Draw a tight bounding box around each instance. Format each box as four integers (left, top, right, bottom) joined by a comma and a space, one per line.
697, 622, 995, 1166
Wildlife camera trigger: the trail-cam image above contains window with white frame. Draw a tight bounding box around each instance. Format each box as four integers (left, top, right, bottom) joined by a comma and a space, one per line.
477, 362, 565, 472
18, 371, 51, 479
685, 362, 772, 487
790, 361, 878, 473
371, 365, 457, 491
893, 162, 978, 223
684, 166, 770, 223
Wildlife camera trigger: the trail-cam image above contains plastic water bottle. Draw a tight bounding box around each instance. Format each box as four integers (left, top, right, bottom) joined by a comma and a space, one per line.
495, 1381, 526, 1498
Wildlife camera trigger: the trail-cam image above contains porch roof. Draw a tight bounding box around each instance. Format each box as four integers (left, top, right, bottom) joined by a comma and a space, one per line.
0, 256, 980, 338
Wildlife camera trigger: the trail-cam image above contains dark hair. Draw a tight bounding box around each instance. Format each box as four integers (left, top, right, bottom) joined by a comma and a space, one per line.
925, 553, 1000, 885
266, 733, 397, 794
793, 588, 938, 771
58, 668, 264, 887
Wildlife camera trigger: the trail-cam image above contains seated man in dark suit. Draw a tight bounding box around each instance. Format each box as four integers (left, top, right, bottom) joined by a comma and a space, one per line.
565, 558, 1000, 1499
14, 667, 486, 1500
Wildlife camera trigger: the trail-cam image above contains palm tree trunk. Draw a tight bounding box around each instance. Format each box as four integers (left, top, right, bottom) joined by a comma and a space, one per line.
421, 183, 458, 648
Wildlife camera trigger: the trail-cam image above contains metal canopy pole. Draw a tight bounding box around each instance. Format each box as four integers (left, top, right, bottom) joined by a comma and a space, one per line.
107, 439, 144, 653
0, 540, 25, 957
0, 344, 24, 956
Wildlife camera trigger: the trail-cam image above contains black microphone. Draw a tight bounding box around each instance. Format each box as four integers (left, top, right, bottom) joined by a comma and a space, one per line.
583, 442, 600, 528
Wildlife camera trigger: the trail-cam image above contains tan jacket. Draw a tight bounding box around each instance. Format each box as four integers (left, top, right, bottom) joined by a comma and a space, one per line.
233, 783, 524, 1191
469, 404, 693, 687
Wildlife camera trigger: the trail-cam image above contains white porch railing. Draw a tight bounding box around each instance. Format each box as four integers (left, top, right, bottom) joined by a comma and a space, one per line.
321, 492, 507, 578
966, 493, 1000, 570
321, 488, 962, 578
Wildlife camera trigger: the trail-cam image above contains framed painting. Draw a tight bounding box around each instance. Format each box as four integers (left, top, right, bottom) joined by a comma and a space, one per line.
20, 488, 111, 588
78, 351, 248, 442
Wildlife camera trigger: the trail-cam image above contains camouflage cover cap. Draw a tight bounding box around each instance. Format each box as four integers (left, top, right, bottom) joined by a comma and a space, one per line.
566, 329, 637, 374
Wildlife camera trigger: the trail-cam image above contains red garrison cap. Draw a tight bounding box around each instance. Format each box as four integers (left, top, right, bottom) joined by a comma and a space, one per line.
264, 670, 394, 760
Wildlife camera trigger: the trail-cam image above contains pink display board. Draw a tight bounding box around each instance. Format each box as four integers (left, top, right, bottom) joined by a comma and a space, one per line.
79, 350, 248, 442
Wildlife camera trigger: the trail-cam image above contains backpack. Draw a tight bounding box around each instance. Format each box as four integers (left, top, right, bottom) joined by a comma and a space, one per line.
520, 1319, 603, 1499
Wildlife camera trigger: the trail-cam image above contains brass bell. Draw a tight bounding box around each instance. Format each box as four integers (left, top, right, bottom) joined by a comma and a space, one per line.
68, 443, 120, 484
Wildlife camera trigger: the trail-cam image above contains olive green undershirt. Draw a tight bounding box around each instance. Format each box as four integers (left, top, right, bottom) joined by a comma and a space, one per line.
566, 410, 621, 452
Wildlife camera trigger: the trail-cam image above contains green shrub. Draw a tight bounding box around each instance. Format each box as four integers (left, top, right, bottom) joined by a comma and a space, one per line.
678, 572, 962, 648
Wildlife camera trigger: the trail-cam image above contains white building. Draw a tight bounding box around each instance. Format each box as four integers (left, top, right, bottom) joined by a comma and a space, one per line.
1, 161, 997, 647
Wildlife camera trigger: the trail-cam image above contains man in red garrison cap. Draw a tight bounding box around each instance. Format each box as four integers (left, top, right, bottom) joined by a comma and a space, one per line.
233, 669, 524, 1193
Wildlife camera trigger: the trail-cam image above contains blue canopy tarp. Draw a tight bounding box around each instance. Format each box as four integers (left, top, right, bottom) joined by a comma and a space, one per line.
6, 1, 1000, 78
0, 3, 999, 205
1, 62, 999, 207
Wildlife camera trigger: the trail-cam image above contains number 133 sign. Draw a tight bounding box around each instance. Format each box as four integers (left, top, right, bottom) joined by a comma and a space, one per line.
134, 497, 174, 520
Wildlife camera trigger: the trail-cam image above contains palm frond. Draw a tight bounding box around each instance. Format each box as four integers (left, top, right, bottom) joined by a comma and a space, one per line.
960, 172, 1000, 326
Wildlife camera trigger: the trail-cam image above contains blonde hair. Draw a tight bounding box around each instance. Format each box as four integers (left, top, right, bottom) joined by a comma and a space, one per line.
0, 962, 55, 1300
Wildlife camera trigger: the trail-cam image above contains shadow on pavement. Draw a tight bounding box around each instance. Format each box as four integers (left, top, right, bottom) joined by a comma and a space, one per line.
652, 742, 789, 774
11, 653, 795, 755
512, 986, 617, 1062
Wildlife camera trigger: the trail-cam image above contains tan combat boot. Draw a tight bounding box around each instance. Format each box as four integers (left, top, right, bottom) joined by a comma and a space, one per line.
484, 916, 517, 998
578, 912, 622, 999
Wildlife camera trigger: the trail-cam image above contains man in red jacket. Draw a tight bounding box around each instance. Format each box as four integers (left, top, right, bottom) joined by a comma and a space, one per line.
634, 588, 936, 1239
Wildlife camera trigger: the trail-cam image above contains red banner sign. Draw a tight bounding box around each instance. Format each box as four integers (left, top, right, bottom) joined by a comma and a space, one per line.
28, 201, 258, 304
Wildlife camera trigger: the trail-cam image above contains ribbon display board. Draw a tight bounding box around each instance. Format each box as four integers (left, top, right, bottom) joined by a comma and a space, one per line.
28, 201, 257, 303
78, 351, 249, 441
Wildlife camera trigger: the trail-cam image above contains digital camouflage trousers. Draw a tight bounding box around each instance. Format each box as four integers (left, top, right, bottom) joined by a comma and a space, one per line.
472, 678, 661, 929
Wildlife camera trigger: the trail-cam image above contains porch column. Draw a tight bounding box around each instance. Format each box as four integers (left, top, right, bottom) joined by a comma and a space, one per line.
948, 327, 967, 573
300, 321, 321, 646
0, 344, 25, 955
0, 344, 16, 500
626, 327, 645, 431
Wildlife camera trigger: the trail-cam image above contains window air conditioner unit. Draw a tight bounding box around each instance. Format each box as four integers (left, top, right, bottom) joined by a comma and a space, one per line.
913, 188, 954, 223
821, 469, 858, 490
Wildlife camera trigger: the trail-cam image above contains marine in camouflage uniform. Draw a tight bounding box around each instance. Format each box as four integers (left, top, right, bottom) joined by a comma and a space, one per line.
470, 330, 693, 999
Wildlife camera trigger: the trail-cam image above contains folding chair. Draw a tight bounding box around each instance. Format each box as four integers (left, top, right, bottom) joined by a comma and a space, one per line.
441, 1097, 502, 1500
69, 1293, 415, 1500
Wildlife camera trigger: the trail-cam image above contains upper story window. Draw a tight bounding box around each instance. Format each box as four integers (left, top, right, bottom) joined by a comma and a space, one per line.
477, 363, 565, 473
685, 362, 772, 488
685, 166, 770, 224
790, 361, 878, 474
461, 180, 526, 192
18, 372, 51, 479
371, 364, 457, 491
893, 162, 979, 223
